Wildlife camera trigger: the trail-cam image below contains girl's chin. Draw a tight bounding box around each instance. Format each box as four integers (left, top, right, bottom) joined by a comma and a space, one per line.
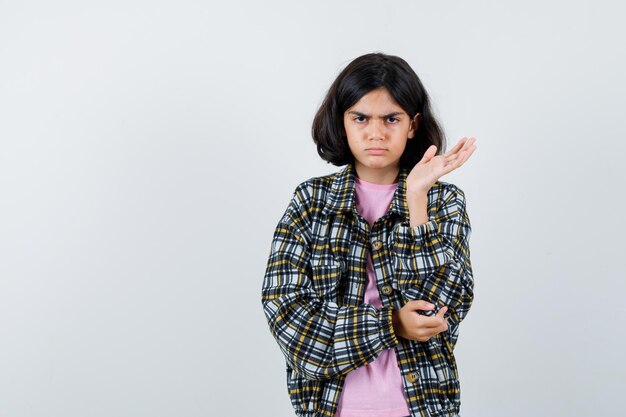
356, 160, 400, 170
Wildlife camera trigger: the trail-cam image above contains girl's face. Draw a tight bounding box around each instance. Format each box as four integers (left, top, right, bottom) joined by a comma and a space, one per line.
343, 87, 419, 182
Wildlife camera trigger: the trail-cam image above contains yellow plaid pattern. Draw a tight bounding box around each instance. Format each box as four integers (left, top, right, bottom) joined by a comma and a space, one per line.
262, 163, 474, 417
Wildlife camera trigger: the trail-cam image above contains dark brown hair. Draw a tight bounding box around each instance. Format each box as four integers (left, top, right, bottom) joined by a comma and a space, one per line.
311, 52, 446, 169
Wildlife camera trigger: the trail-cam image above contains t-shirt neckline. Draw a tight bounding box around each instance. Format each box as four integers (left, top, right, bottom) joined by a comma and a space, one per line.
354, 176, 398, 190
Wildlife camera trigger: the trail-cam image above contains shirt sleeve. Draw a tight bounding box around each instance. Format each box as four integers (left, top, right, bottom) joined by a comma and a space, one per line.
261, 184, 399, 381
390, 183, 474, 340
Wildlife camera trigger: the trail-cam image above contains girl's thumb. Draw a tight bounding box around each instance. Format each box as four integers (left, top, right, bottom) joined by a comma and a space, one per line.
420, 145, 437, 163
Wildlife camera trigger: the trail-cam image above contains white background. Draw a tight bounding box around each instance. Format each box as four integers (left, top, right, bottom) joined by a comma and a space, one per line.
1, 1, 624, 416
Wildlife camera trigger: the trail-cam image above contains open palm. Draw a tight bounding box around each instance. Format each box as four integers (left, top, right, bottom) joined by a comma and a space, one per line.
406, 137, 477, 195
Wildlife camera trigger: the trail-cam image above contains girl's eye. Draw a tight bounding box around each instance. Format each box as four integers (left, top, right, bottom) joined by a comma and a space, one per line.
352, 116, 399, 123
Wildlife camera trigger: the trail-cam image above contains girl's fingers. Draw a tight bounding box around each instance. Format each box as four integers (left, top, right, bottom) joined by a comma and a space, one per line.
446, 142, 476, 170
447, 137, 476, 158
425, 138, 476, 182
442, 138, 477, 165
459, 144, 476, 165
420, 310, 448, 328
451, 151, 470, 169
421, 317, 445, 328
445, 153, 460, 163
444, 138, 467, 157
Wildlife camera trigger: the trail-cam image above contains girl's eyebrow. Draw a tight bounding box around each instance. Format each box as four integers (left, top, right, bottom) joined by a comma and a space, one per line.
347, 111, 405, 118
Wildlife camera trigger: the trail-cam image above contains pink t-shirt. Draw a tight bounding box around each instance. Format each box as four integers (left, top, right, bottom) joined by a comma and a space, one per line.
335, 176, 410, 417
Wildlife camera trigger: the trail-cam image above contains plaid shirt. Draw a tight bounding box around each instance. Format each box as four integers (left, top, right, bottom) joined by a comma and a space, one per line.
261, 162, 474, 417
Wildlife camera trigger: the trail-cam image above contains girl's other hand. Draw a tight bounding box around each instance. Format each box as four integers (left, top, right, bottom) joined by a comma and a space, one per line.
391, 300, 449, 342
406, 137, 477, 196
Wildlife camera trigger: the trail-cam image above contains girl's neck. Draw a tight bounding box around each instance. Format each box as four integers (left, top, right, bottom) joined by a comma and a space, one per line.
353, 163, 400, 185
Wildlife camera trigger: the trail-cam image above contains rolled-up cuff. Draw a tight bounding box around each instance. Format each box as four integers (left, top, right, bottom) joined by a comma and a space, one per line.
396, 219, 438, 247
378, 306, 399, 349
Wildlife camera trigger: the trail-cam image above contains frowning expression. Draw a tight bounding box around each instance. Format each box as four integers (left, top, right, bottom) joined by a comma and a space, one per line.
343, 87, 419, 175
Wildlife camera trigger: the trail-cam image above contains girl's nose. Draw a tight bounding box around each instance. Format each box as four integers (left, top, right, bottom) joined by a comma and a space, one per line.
367, 119, 385, 140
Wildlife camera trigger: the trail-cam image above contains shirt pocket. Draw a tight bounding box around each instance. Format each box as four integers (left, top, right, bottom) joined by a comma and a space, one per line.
310, 260, 344, 301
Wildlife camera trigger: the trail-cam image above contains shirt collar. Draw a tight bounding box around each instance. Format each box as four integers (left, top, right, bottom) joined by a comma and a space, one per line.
321, 162, 410, 221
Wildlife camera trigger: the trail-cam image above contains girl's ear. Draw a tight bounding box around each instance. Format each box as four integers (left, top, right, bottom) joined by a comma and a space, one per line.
408, 113, 421, 139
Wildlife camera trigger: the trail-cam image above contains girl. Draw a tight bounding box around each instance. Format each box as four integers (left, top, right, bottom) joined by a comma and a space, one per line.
261, 52, 477, 417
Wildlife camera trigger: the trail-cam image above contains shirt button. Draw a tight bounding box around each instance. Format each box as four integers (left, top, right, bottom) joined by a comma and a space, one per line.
372, 240, 383, 250
380, 285, 393, 296
407, 372, 419, 383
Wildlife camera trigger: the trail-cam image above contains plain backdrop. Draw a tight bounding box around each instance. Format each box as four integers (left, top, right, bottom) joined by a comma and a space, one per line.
1, 1, 625, 416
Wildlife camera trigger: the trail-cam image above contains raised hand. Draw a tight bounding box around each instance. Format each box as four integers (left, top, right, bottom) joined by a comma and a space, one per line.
406, 137, 477, 196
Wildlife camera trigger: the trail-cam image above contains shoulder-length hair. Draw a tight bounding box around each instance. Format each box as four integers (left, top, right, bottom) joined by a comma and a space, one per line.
312, 52, 446, 170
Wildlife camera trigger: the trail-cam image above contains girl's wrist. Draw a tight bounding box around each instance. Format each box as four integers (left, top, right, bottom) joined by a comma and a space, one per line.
407, 194, 429, 228
406, 193, 428, 212
406, 184, 430, 199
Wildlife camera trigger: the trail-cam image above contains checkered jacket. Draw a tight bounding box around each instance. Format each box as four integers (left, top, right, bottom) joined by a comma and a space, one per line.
261, 162, 474, 417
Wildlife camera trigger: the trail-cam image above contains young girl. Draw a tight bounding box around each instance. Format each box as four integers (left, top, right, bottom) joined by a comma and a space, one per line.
261, 52, 477, 417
